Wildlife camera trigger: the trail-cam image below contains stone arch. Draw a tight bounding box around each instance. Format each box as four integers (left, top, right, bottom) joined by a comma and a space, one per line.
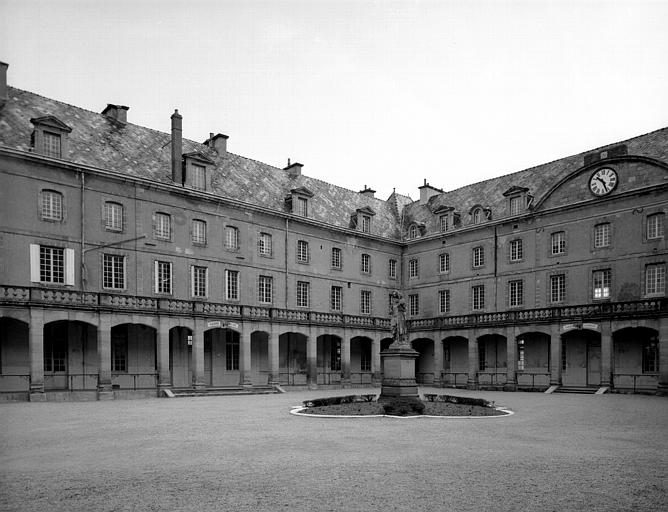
476, 333, 507, 387
515, 331, 551, 390
279, 332, 308, 386
110, 322, 157, 390
442, 335, 468, 388
612, 326, 659, 392
43, 319, 98, 391
561, 328, 602, 387
169, 326, 193, 388
0, 317, 30, 392
350, 336, 373, 385
203, 327, 240, 387
317, 334, 342, 385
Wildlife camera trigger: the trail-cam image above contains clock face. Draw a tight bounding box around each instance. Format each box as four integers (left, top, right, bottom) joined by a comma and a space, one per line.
589, 167, 618, 196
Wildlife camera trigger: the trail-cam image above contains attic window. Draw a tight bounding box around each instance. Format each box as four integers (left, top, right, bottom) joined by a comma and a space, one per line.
509, 196, 523, 216
43, 131, 61, 158
408, 224, 421, 239
30, 115, 72, 159
472, 208, 483, 224
191, 164, 205, 190
183, 152, 214, 191
361, 214, 371, 233
503, 186, 531, 217
286, 187, 314, 217
297, 197, 308, 217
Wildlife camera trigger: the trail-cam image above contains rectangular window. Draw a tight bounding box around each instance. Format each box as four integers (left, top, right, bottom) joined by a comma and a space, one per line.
154, 213, 171, 240
509, 196, 523, 216
331, 247, 342, 269
551, 231, 566, 255
472, 246, 485, 268
43, 131, 61, 158
517, 339, 525, 371
361, 215, 371, 233
647, 213, 664, 240
439, 289, 450, 314
258, 275, 273, 304
360, 290, 371, 315
297, 197, 308, 217
226, 337, 239, 371
225, 270, 239, 301
509, 239, 523, 262
331, 286, 342, 311
594, 223, 610, 248
296, 281, 309, 307
472, 285, 485, 311
593, 269, 611, 299
191, 164, 206, 190
41, 190, 63, 221
439, 253, 450, 273
642, 340, 659, 373
409, 258, 419, 278
330, 340, 341, 371
550, 274, 566, 303
389, 259, 397, 279
360, 344, 371, 372
191, 266, 208, 298
409, 294, 419, 316
225, 225, 239, 250
440, 214, 449, 232
361, 253, 371, 274
646, 263, 666, 296
104, 202, 123, 232
44, 337, 67, 373
297, 240, 309, 263
103, 254, 125, 289
192, 219, 207, 245
155, 261, 172, 294
509, 280, 523, 307
112, 337, 128, 373
478, 344, 486, 371
39, 246, 65, 283
258, 233, 272, 256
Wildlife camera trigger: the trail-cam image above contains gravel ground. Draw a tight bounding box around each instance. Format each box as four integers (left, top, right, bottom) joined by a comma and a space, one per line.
0, 388, 666, 512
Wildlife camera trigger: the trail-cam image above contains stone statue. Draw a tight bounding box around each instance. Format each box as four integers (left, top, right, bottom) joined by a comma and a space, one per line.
389, 290, 410, 348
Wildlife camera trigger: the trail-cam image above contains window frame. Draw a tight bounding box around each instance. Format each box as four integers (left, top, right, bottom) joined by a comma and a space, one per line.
225, 269, 240, 301
102, 253, 126, 290
191, 219, 207, 246
43, 130, 62, 158
331, 247, 342, 270
593, 223, 611, 249
509, 279, 524, 308
297, 240, 309, 263
550, 231, 566, 256
438, 253, 450, 274
40, 189, 64, 222
360, 289, 371, 315
509, 239, 523, 263
331, 286, 342, 311
472, 284, 485, 311
645, 263, 666, 296
360, 253, 371, 274
191, 265, 208, 298
550, 273, 566, 303
472, 246, 485, 268
103, 201, 124, 232
154, 212, 171, 241
258, 275, 273, 304
647, 213, 665, 240
408, 293, 419, 316
592, 268, 612, 300
225, 225, 240, 251
409, 258, 419, 279
388, 259, 397, 279
438, 289, 450, 315
154, 260, 172, 295
296, 280, 310, 308
258, 232, 273, 257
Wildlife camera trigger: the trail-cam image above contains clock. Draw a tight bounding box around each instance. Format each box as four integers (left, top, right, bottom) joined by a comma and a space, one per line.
589, 167, 618, 197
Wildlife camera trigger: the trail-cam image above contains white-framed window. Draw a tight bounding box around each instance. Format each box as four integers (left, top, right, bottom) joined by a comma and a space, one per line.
43, 131, 62, 158
439, 289, 450, 314
509, 239, 523, 262
331, 247, 342, 269
472, 246, 485, 268
472, 285, 485, 311
191, 265, 208, 298
361, 253, 371, 274
408, 224, 420, 239
509, 280, 523, 307
360, 290, 371, 315
409, 258, 419, 278
439, 253, 450, 273
551, 231, 566, 255
331, 286, 342, 311
258, 275, 273, 304
647, 213, 664, 240
409, 294, 419, 316
30, 244, 74, 285
103, 254, 125, 289
472, 208, 483, 224
258, 232, 272, 256
192, 219, 207, 245
297, 240, 309, 263
225, 269, 239, 300
297, 197, 308, 217
41, 189, 63, 221
225, 225, 239, 250
550, 274, 566, 303
154, 260, 172, 294
154, 212, 171, 240
509, 196, 523, 216
361, 215, 371, 233
646, 263, 666, 296
296, 281, 309, 307
104, 202, 123, 232
191, 163, 206, 190
593, 269, 611, 300
440, 214, 449, 232
388, 259, 397, 279
594, 223, 610, 248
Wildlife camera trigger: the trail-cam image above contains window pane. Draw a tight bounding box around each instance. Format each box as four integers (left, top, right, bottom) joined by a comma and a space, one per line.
226, 270, 239, 300
103, 254, 125, 289
155, 213, 171, 240
156, 261, 172, 294
192, 220, 206, 244
258, 276, 273, 303
594, 223, 610, 248
191, 164, 206, 190
43, 131, 61, 158
104, 202, 123, 231
41, 190, 63, 221
648, 214, 664, 239
225, 226, 239, 249
39, 246, 64, 283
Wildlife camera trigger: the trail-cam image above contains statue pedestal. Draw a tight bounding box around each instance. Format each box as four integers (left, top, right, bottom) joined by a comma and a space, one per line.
378, 346, 420, 401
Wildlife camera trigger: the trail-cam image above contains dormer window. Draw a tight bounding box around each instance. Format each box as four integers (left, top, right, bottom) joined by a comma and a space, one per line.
433, 206, 459, 233
30, 115, 72, 159
297, 197, 308, 217
361, 215, 371, 233
285, 187, 314, 218
503, 186, 531, 217
408, 224, 421, 239
351, 206, 376, 234
439, 214, 449, 232
469, 205, 490, 225
191, 164, 205, 190
472, 208, 483, 224
43, 132, 61, 158
183, 152, 214, 191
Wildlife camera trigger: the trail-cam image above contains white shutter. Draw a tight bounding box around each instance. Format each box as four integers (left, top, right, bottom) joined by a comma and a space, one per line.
65, 248, 75, 286
154, 260, 159, 293
30, 244, 40, 282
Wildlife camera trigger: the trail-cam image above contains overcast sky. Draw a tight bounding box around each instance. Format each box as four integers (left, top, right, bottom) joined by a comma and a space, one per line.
1, 0, 667, 200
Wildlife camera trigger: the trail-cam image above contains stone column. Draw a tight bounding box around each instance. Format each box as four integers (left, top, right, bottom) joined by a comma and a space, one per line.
467, 330, 478, 390
371, 337, 382, 385
97, 314, 113, 400
156, 316, 171, 393
600, 320, 613, 388
268, 326, 280, 386
28, 308, 46, 401
341, 335, 351, 388
505, 326, 517, 391
306, 329, 317, 389
549, 323, 562, 387
657, 318, 668, 395
239, 328, 253, 388
192, 319, 205, 389
433, 336, 444, 387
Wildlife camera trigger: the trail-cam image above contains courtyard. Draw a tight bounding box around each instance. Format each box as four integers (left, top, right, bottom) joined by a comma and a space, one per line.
1, 388, 666, 512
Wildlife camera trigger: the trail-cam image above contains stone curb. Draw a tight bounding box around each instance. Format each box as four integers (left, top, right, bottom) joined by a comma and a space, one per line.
289, 405, 514, 419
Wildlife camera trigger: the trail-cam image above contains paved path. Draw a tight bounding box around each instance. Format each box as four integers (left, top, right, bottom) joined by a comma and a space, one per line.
1, 388, 666, 511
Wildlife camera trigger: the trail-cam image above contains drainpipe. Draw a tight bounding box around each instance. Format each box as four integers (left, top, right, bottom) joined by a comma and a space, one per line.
80, 170, 85, 290
284, 218, 289, 309
493, 225, 498, 311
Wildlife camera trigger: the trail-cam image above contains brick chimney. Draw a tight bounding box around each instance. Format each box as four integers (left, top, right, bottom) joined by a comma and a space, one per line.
101, 104, 129, 124
0, 61, 8, 107
418, 179, 443, 205
203, 132, 228, 154
284, 160, 303, 178
359, 185, 376, 198
171, 109, 183, 184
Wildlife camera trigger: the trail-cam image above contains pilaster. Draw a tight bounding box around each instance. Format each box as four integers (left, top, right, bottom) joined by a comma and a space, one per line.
505, 326, 517, 391
341, 335, 351, 388
600, 320, 613, 387
239, 328, 253, 388
467, 329, 478, 390
549, 323, 562, 386
657, 318, 668, 395
97, 313, 113, 400
156, 316, 171, 392
268, 325, 280, 386
192, 318, 205, 389
28, 308, 46, 401
306, 327, 317, 389
371, 337, 382, 385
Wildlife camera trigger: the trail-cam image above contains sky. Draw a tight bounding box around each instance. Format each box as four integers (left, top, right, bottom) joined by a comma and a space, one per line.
1, 0, 667, 201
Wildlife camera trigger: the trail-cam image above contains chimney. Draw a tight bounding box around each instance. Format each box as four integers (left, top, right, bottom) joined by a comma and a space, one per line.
0, 61, 8, 107
203, 132, 228, 154
359, 185, 376, 198
284, 160, 303, 178
418, 179, 443, 205
171, 109, 183, 184
101, 104, 129, 124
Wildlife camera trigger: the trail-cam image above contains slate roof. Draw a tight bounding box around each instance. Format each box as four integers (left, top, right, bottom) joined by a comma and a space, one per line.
1, 86, 667, 241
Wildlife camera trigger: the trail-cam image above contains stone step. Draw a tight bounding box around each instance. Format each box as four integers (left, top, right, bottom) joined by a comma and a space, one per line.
166, 386, 281, 398
553, 386, 599, 394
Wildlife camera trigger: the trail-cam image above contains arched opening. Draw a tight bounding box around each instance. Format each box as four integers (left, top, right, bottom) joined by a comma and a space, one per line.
203, 328, 240, 387
516, 332, 551, 390
561, 329, 601, 387
169, 326, 192, 388
317, 334, 342, 385
379, 337, 393, 376
279, 332, 307, 385
251, 331, 269, 385
351, 336, 373, 385
413, 338, 435, 384
110, 323, 156, 390
43, 320, 98, 391
613, 327, 660, 392
442, 336, 468, 388
477, 334, 507, 388
0, 317, 29, 393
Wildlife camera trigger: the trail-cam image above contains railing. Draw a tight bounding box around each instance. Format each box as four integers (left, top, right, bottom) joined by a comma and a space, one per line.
66, 373, 99, 390
111, 372, 158, 390
612, 373, 659, 393
515, 371, 550, 389
476, 371, 507, 387
0, 374, 30, 392
317, 371, 343, 385
440, 371, 469, 388
350, 372, 374, 385
416, 372, 438, 385
279, 370, 308, 386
